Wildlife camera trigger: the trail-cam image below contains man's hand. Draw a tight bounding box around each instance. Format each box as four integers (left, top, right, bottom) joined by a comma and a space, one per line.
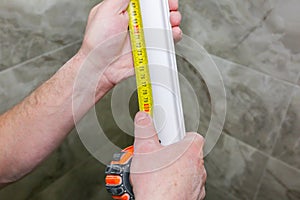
130, 112, 207, 200
78, 0, 182, 97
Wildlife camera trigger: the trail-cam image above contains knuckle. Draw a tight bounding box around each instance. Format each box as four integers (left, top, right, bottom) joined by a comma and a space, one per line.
185, 132, 205, 155
90, 6, 98, 15
193, 133, 205, 146
90, 2, 103, 17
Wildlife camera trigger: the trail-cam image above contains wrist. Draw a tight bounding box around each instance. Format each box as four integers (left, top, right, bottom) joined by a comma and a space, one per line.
73, 48, 113, 101
72, 48, 88, 67
135, 193, 170, 200
132, 178, 189, 200
133, 184, 171, 200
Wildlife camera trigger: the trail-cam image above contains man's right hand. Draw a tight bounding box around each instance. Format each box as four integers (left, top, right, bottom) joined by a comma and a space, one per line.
130, 112, 207, 200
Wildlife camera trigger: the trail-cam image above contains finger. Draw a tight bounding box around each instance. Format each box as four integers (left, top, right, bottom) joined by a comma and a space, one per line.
172, 26, 182, 43
133, 112, 161, 153
102, 0, 130, 14
168, 0, 179, 11
170, 11, 182, 27
185, 132, 205, 146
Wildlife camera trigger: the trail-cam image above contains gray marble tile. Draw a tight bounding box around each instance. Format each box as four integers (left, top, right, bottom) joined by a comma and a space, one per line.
212, 56, 294, 153
180, 0, 300, 83
205, 183, 240, 200
273, 0, 300, 55
30, 156, 112, 200
95, 91, 135, 150
205, 134, 268, 200
0, 42, 80, 114
255, 158, 300, 200
0, 129, 92, 200
0, 0, 98, 71
272, 88, 300, 170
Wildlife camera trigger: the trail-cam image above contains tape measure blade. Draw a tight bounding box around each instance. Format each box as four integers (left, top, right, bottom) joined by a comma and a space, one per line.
127, 0, 153, 116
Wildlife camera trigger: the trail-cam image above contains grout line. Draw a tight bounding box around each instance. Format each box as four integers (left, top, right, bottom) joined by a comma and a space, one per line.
269, 71, 300, 163
31, 133, 127, 198
209, 54, 300, 88
268, 83, 299, 156
223, 132, 300, 200
0, 40, 82, 75
251, 108, 290, 200
224, 133, 300, 175
251, 72, 300, 200
30, 154, 95, 198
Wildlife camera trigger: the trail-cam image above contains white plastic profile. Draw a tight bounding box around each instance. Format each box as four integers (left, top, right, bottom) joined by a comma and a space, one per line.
139, 0, 186, 145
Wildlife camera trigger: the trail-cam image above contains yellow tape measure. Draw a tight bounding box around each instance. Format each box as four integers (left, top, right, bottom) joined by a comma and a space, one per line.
127, 0, 153, 116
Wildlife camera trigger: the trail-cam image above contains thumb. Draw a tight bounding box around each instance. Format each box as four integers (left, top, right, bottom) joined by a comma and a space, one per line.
133, 112, 161, 153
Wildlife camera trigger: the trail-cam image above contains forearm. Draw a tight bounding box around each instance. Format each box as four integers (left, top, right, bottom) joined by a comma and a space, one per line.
0, 51, 106, 184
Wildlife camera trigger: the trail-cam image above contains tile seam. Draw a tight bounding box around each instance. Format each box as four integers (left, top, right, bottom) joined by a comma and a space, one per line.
223, 133, 300, 174
220, 133, 300, 200
0, 40, 82, 75
29, 155, 93, 199
209, 54, 300, 88
30, 133, 126, 198
251, 79, 298, 200
270, 71, 300, 162
1, 41, 298, 89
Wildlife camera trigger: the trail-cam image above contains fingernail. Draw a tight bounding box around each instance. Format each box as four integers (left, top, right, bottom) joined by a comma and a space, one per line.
135, 112, 150, 126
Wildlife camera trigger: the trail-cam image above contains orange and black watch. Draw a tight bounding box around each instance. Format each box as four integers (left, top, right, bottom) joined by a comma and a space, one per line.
105, 146, 134, 200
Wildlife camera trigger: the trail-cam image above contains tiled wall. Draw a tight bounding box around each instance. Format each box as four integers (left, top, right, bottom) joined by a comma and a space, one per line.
0, 0, 299, 200
179, 0, 300, 199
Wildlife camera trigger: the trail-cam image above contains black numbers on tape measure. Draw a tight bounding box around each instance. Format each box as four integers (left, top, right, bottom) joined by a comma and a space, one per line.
131, 1, 137, 9
139, 59, 144, 64
141, 81, 146, 87
134, 34, 140, 41
133, 17, 138, 24
137, 49, 143, 56
142, 89, 148, 95
143, 97, 149, 103
139, 66, 145, 72
136, 42, 141, 48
